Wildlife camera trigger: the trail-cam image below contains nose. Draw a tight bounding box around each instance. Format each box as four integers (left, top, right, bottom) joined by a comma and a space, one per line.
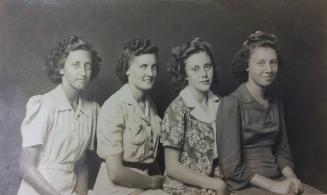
200, 68, 208, 77
80, 66, 87, 76
145, 67, 154, 76
265, 64, 272, 73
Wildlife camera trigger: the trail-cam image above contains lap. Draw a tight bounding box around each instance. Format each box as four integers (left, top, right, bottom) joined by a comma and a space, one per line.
232, 183, 323, 195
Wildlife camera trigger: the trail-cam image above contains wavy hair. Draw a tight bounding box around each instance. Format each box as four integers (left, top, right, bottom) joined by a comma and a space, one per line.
231, 31, 284, 83
116, 38, 158, 84
46, 35, 101, 83
167, 37, 220, 91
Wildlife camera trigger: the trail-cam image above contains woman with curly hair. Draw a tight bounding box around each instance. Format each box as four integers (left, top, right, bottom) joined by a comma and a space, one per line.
216, 31, 323, 194
17, 35, 101, 195
160, 37, 228, 195
93, 38, 167, 195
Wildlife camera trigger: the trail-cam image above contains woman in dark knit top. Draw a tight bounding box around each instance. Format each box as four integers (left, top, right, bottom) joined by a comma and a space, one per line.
216, 31, 322, 195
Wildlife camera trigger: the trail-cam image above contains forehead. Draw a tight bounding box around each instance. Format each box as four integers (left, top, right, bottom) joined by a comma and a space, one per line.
130, 53, 157, 65
66, 50, 92, 61
249, 47, 277, 60
185, 51, 211, 67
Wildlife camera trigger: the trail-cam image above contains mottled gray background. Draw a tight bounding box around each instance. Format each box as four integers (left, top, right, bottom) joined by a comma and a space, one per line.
1, 0, 326, 194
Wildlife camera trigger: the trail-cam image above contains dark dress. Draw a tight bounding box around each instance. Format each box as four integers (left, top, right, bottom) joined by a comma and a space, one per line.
216, 84, 322, 194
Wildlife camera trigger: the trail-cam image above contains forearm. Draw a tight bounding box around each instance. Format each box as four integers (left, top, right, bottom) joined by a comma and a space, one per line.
282, 166, 297, 179
250, 173, 275, 192
20, 147, 60, 195
111, 166, 160, 188
166, 160, 223, 190
21, 166, 60, 195
75, 161, 89, 195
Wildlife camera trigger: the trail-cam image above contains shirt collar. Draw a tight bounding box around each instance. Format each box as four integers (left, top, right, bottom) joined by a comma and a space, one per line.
53, 85, 89, 117
119, 84, 152, 119
237, 83, 273, 112
179, 86, 220, 123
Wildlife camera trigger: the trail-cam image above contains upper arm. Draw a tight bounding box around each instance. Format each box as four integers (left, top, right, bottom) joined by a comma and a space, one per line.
216, 96, 254, 190
21, 95, 51, 148
160, 100, 186, 149
164, 147, 181, 173
97, 98, 125, 159
19, 145, 41, 177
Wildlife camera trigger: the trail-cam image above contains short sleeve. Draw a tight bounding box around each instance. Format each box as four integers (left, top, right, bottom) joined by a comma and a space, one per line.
160, 99, 186, 149
21, 95, 51, 148
97, 97, 125, 159
87, 102, 100, 151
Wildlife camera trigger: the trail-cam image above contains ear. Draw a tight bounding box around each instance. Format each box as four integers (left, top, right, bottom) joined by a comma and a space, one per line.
59, 69, 64, 75
126, 71, 130, 76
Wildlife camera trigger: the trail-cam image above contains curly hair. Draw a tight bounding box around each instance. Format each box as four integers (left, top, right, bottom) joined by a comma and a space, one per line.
231, 31, 284, 83
167, 37, 220, 91
46, 35, 101, 84
116, 38, 158, 84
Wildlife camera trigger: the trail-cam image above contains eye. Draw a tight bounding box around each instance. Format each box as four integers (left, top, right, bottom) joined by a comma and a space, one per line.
191, 66, 200, 72
85, 63, 92, 70
270, 59, 278, 67
140, 64, 147, 70
152, 64, 158, 71
204, 64, 212, 71
257, 60, 265, 67
73, 62, 80, 69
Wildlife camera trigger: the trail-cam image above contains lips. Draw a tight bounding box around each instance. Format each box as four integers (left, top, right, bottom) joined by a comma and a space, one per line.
200, 80, 210, 84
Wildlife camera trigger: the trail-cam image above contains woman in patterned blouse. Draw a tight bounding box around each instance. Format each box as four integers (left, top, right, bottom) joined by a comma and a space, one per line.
160, 37, 228, 195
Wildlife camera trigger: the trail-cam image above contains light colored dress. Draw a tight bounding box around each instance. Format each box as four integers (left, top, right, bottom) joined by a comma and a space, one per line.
93, 84, 166, 195
160, 87, 223, 194
17, 85, 99, 195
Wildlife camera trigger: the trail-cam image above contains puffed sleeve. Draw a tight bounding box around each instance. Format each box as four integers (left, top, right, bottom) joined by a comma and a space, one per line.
216, 96, 255, 190
160, 99, 186, 149
21, 95, 51, 148
274, 99, 294, 170
87, 102, 100, 151
97, 97, 125, 159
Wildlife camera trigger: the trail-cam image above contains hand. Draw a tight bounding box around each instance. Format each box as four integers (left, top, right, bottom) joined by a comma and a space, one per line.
270, 179, 296, 195
209, 179, 229, 195
150, 175, 164, 189
288, 177, 303, 194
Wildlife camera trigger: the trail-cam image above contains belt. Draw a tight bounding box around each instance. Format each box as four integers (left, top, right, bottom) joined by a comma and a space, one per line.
122, 161, 153, 171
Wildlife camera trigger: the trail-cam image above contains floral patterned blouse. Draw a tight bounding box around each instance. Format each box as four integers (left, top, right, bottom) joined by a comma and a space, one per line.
160, 87, 222, 194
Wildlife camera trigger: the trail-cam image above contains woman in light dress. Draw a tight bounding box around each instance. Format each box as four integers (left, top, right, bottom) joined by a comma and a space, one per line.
18, 35, 101, 195
93, 38, 167, 195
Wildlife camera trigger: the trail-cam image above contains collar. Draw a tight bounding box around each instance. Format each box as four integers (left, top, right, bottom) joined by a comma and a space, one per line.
118, 84, 152, 119
53, 85, 89, 117
179, 86, 220, 123
237, 83, 273, 112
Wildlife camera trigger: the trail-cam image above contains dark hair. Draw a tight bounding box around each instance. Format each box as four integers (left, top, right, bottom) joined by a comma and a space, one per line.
167, 37, 220, 91
46, 35, 101, 84
116, 38, 158, 84
231, 31, 284, 82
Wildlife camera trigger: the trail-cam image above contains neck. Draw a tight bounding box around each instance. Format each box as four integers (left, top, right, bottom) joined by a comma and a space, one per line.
128, 83, 146, 103
245, 79, 266, 100
188, 85, 209, 105
61, 82, 79, 107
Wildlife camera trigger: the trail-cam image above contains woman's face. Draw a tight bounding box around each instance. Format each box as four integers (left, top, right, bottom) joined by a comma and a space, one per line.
247, 47, 278, 88
60, 49, 92, 91
127, 53, 158, 92
185, 51, 213, 93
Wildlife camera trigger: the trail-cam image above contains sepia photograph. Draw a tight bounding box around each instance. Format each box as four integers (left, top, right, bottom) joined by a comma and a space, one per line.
0, 0, 326, 194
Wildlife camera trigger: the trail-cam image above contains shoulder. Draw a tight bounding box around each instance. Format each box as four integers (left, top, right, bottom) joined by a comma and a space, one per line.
165, 95, 188, 114
81, 98, 100, 112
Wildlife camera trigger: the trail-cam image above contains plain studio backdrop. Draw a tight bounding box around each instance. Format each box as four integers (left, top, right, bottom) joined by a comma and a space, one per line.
0, 0, 326, 194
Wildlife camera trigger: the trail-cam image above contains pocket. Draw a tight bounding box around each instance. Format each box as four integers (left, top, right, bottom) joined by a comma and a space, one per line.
125, 122, 147, 145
